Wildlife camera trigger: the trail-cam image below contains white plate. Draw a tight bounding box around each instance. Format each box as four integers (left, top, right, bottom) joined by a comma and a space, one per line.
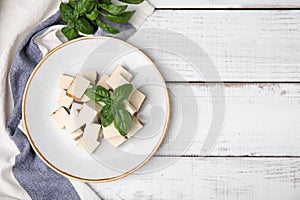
22, 37, 170, 182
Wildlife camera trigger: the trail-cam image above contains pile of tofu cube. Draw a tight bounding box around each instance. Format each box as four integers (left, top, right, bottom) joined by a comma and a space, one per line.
51, 65, 145, 154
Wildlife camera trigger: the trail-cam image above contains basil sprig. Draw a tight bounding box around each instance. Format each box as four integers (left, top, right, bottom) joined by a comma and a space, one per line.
59, 0, 144, 40
85, 84, 133, 136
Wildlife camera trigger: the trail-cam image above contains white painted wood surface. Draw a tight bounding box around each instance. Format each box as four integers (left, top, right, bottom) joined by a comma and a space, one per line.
140, 10, 300, 82
89, 8, 300, 200
149, 0, 300, 8
90, 157, 300, 200
157, 83, 300, 156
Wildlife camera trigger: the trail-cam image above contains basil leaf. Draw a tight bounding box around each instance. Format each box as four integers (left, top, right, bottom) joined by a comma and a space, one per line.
75, 17, 94, 34
67, 20, 75, 28
102, 0, 112, 5
95, 19, 120, 34
100, 105, 114, 127
85, 86, 110, 102
111, 100, 125, 110
112, 84, 133, 102
69, 0, 76, 8
59, 3, 74, 22
86, 10, 99, 21
99, 3, 127, 15
118, 0, 144, 4
103, 10, 135, 23
75, 0, 97, 15
113, 108, 132, 136
61, 26, 79, 40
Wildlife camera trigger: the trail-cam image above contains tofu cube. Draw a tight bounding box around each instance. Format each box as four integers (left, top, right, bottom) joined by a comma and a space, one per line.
58, 74, 74, 90
71, 102, 82, 112
71, 128, 83, 141
50, 107, 69, 129
80, 95, 90, 103
96, 74, 110, 90
111, 64, 133, 81
57, 90, 73, 108
107, 136, 127, 148
127, 116, 143, 138
106, 73, 129, 90
67, 74, 90, 100
65, 108, 85, 132
103, 123, 121, 139
78, 70, 98, 85
78, 85, 92, 103
79, 124, 102, 154
83, 124, 102, 141
103, 117, 143, 147
78, 101, 102, 124
103, 123, 127, 147
129, 89, 146, 112
124, 100, 137, 115
77, 139, 100, 154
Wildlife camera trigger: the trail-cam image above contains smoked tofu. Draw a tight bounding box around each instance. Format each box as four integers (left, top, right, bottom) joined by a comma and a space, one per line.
67, 74, 90, 100
58, 74, 74, 90
111, 64, 133, 81
96, 74, 110, 90
57, 90, 73, 108
78, 70, 98, 85
50, 107, 69, 129
129, 89, 146, 112
106, 73, 129, 90
78, 101, 102, 124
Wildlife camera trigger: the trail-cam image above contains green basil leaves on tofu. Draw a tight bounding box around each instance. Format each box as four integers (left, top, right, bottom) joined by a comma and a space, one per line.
85, 84, 133, 136
113, 108, 133, 136
59, 0, 144, 40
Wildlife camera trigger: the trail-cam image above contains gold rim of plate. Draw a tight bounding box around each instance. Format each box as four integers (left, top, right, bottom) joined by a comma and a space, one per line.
22, 36, 170, 182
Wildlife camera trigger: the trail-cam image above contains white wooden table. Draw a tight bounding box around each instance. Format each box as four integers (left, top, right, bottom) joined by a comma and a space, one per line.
90, 1, 300, 199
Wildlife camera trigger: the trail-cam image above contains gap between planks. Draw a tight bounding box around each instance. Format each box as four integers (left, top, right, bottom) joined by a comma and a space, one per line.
155, 8, 300, 10
166, 81, 300, 84
154, 155, 300, 158
149, 0, 300, 9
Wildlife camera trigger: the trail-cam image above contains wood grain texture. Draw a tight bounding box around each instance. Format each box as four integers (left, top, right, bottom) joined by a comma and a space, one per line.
139, 10, 300, 82
158, 83, 300, 156
90, 157, 300, 200
149, 0, 300, 8
88, 9, 300, 200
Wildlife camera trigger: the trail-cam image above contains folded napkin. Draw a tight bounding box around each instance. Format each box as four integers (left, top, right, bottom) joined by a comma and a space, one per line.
6, 2, 154, 199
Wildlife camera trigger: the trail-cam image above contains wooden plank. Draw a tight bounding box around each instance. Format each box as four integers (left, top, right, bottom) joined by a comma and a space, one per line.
138, 10, 300, 82
90, 157, 300, 200
155, 83, 300, 156
149, 0, 300, 8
